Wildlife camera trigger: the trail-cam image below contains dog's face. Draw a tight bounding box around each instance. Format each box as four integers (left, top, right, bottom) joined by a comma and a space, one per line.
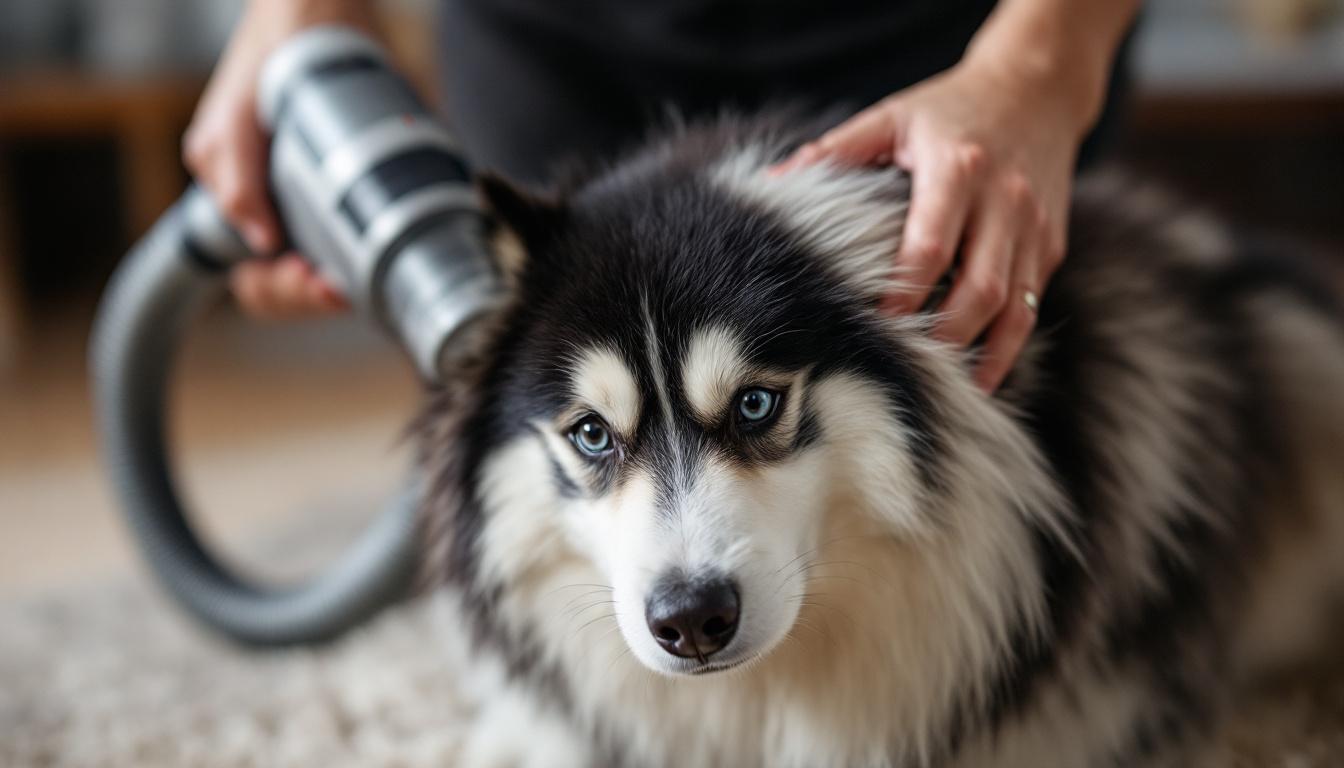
439, 151, 949, 679
530, 323, 829, 676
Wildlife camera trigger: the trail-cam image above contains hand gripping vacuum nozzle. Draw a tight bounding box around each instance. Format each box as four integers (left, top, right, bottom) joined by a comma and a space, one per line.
91, 27, 504, 644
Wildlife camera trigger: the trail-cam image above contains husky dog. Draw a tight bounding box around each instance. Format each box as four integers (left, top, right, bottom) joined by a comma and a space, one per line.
417, 114, 1344, 767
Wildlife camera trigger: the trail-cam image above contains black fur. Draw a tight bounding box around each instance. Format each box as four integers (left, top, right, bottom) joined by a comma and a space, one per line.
418, 115, 1344, 767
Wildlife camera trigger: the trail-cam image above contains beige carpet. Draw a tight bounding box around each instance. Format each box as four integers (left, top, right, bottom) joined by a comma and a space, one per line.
0, 585, 476, 768
3, 554, 1344, 767
0, 486, 489, 768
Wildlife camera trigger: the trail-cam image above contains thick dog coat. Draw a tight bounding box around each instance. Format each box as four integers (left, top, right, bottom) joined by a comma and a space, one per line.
417, 115, 1344, 767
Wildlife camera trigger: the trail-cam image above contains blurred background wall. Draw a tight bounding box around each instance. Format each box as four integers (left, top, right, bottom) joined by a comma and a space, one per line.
0, 0, 1341, 592
1125, 0, 1344, 243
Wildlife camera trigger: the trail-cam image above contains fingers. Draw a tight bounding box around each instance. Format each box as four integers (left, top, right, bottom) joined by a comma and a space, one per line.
229, 254, 347, 320
772, 101, 903, 174
972, 226, 1042, 393
930, 171, 1029, 346
883, 145, 984, 313
213, 130, 282, 254
183, 111, 281, 255
190, 116, 346, 319
184, 64, 335, 318
180, 0, 386, 321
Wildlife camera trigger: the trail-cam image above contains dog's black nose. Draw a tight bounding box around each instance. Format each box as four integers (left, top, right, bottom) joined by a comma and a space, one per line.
645, 575, 740, 661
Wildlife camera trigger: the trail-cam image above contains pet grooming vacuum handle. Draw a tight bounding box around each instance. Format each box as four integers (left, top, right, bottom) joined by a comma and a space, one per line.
92, 27, 501, 645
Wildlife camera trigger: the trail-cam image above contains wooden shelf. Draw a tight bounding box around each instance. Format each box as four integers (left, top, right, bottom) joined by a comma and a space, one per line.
0, 70, 205, 370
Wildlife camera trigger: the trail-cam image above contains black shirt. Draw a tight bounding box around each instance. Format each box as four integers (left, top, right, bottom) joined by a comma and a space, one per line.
438, 0, 1129, 183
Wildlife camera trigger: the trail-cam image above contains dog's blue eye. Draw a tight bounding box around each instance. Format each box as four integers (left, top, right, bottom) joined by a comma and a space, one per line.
737, 388, 778, 423
570, 416, 612, 456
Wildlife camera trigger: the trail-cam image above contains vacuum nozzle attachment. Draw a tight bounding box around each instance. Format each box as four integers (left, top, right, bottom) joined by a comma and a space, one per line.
259, 25, 506, 380
92, 26, 505, 644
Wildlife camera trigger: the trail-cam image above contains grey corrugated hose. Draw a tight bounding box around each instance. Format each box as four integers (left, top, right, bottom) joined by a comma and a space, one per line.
89, 190, 419, 646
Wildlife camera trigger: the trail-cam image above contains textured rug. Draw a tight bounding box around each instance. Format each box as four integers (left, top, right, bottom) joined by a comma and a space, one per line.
3, 553, 1343, 766
1, 582, 476, 768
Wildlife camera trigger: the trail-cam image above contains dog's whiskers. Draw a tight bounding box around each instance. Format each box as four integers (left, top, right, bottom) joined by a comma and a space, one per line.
772, 552, 900, 605
568, 612, 619, 642
604, 645, 633, 676
794, 572, 866, 588
561, 599, 618, 624
558, 587, 615, 613
561, 598, 610, 614
795, 591, 859, 633
791, 616, 832, 646
543, 582, 614, 598
769, 535, 865, 579
770, 534, 898, 598
802, 558, 896, 589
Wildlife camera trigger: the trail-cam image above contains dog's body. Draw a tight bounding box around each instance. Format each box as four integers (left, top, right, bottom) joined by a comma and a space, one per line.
418, 115, 1344, 767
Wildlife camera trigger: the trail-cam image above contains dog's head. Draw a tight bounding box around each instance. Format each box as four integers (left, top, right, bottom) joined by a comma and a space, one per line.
423, 123, 1058, 688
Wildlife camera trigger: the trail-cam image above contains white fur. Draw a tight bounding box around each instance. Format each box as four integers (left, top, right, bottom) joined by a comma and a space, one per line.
642, 297, 676, 428
711, 147, 910, 299
682, 324, 797, 425
567, 346, 642, 437
682, 325, 751, 424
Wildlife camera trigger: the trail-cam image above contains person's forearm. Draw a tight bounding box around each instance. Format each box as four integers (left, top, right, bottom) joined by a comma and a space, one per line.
962, 0, 1143, 136
227, 0, 382, 63
260, 0, 380, 29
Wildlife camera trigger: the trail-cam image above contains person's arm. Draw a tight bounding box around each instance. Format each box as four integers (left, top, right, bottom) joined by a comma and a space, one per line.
967, 0, 1140, 134
777, 0, 1142, 392
184, 0, 382, 318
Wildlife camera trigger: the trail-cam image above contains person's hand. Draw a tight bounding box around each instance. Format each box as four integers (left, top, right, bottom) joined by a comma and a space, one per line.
774, 58, 1095, 392
183, 0, 379, 319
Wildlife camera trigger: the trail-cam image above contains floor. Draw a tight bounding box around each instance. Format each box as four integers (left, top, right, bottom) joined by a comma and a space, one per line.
0, 302, 420, 595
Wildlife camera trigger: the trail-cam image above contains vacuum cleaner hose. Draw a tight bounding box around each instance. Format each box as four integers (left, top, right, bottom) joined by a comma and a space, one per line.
91, 188, 419, 645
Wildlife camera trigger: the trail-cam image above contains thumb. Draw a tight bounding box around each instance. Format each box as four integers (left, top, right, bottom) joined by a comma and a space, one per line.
216, 133, 283, 255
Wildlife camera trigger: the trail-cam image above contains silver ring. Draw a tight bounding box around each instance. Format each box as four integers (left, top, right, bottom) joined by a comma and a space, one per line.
1023, 290, 1039, 312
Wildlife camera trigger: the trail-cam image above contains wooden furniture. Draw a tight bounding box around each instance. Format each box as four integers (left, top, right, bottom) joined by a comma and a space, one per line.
0, 1, 436, 372
0, 71, 204, 369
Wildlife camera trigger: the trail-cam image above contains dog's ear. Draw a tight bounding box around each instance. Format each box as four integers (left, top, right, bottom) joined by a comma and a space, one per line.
478, 173, 565, 249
